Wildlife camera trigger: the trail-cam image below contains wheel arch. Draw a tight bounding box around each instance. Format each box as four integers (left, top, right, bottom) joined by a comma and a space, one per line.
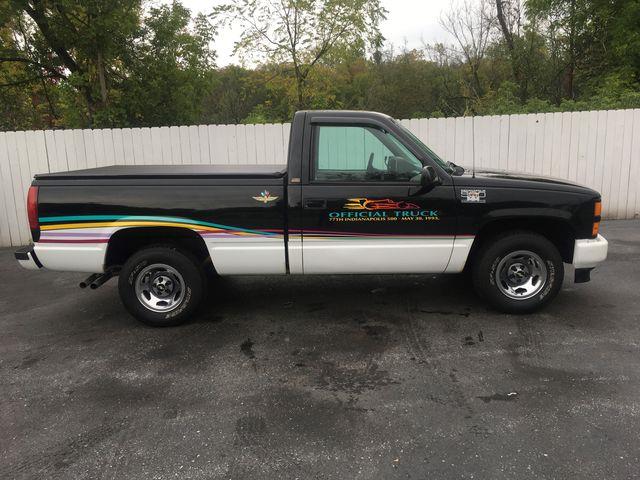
466, 215, 576, 269
105, 227, 214, 274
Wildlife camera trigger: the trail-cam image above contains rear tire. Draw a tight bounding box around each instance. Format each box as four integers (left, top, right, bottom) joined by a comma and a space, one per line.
118, 246, 204, 327
472, 232, 564, 313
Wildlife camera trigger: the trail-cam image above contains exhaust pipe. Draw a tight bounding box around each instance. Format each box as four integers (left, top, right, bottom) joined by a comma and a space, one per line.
79, 273, 100, 289
89, 269, 117, 290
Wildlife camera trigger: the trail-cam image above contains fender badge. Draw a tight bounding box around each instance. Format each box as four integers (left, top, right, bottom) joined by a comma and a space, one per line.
253, 190, 279, 204
461, 189, 486, 203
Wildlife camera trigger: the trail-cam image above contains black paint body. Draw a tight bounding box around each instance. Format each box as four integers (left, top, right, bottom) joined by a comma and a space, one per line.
32, 110, 601, 268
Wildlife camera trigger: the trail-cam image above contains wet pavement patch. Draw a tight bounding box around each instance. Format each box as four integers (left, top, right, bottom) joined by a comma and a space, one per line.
361, 324, 389, 337
421, 309, 471, 317
477, 392, 518, 403
316, 361, 400, 395
234, 415, 267, 446
240, 338, 255, 359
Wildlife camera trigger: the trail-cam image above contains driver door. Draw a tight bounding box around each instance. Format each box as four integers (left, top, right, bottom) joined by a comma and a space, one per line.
300, 123, 457, 274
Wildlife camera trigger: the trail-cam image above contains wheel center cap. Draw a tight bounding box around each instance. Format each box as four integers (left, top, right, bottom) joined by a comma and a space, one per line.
507, 263, 530, 285
152, 275, 174, 297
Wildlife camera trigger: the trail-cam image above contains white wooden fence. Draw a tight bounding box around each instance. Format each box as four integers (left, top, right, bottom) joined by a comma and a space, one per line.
1, 109, 639, 247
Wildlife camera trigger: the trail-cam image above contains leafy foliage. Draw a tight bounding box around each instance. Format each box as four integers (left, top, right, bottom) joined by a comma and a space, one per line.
211, 0, 386, 108
0, 0, 639, 131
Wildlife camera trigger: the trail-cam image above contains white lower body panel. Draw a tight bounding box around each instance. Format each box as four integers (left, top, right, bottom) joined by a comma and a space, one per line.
301, 237, 463, 274
34, 242, 108, 273
444, 236, 475, 273
287, 235, 304, 275
204, 237, 286, 275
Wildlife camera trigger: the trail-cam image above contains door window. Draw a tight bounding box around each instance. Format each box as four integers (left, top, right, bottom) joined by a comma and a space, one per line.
313, 125, 423, 183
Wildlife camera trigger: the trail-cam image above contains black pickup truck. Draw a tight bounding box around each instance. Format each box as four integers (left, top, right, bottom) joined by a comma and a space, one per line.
16, 110, 608, 326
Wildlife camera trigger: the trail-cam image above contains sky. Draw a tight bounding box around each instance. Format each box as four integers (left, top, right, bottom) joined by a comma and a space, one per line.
167, 0, 457, 66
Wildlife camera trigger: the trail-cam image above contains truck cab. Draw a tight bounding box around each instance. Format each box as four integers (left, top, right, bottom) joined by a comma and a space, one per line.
286, 110, 462, 275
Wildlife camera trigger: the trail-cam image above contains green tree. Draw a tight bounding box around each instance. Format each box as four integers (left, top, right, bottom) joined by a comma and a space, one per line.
2, 0, 640, 131
0, 21, 60, 129
2, 0, 141, 126
119, 2, 215, 127
212, 0, 386, 109
525, 0, 638, 100
202, 66, 269, 124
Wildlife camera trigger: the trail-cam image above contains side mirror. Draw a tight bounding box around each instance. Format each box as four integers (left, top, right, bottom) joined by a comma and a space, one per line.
420, 165, 439, 186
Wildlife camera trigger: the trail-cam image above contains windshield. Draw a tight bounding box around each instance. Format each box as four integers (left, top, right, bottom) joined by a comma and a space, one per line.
393, 120, 454, 174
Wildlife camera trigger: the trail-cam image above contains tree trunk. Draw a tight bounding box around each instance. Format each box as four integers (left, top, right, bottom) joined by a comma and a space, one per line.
471, 63, 483, 99
294, 67, 307, 109
495, 0, 526, 102
495, 0, 515, 51
39, 77, 58, 127
297, 78, 304, 109
97, 51, 108, 106
565, 0, 577, 100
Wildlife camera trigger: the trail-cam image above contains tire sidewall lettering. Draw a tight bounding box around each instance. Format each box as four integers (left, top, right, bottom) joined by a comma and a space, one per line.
537, 260, 555, 300
165, 287, 192, 319
489, 257, 500, 286
129, 260, 148, 285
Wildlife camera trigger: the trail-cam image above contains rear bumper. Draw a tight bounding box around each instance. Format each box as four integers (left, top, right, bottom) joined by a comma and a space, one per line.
573, 234, 608, 269
15, 245, 43, 270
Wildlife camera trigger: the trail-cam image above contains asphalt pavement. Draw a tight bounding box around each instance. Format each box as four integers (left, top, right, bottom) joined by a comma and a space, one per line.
1, 220, 639, 479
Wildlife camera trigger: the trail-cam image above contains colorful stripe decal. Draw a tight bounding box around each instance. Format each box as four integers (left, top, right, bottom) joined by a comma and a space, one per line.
295, 230, 474, 238
38, 232, 113, 237
37, 214, 474, 244
38, 214, 285, 243
39, 215, 278, 236
40, 221, 270, 236
38, 238, 110, 244
301, 236, 470, 241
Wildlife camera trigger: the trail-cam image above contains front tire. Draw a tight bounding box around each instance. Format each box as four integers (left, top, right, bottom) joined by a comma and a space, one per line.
118, 246, 204, 327
472, 232, 564, 313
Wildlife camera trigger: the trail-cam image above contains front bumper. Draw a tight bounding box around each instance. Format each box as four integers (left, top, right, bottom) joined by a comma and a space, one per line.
573, 234, 608, 269
15, 245, 42, 270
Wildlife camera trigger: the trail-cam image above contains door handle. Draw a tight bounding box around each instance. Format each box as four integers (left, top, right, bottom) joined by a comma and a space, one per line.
304, 199, 327, 209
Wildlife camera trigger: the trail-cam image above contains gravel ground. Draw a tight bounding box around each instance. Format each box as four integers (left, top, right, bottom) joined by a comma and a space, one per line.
1, 220, 639, 479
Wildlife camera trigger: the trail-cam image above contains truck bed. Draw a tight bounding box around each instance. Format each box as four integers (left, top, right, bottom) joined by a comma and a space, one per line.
35, 164, 287, 180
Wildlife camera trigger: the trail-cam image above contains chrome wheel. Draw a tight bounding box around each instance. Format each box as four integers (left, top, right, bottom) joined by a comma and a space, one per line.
135, 263, 185, 312
495, 250, 548, 300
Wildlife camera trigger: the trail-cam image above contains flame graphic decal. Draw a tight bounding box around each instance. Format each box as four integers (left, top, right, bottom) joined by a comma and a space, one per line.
343, 198, 420, 211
